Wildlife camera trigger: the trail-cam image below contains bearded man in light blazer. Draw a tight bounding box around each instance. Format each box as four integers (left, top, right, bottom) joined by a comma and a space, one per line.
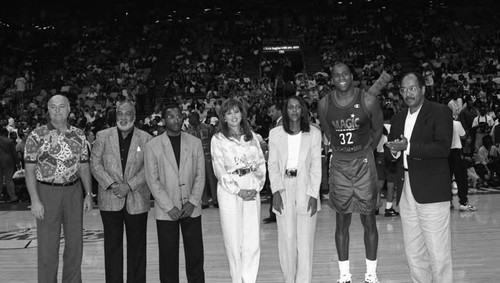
144, 104, 205, 283
91, 101, 152, 283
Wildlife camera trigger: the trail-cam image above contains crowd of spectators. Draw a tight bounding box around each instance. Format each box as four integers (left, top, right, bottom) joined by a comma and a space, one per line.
398, 6, 500, 187
0, 8, 171, 150
402, 7, 500, 104
2, 1, 500, 202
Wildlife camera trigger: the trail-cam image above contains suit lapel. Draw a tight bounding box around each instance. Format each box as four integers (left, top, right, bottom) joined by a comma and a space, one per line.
179, 133, 189, 174
110, 128, 123, 178
278, 129, 289, 170
297, 131, 309, 169
124, 128, 139, 179
410, 100, 430, 142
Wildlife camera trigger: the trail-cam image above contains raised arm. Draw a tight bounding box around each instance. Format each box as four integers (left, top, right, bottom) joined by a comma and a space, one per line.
367, 70, 392, 97
365, 93, 384, 150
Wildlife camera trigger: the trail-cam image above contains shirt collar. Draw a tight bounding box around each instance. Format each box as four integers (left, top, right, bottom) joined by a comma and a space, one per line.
47, 122, 69, 133
407, 103, 423, 117
117, 127, 134, 140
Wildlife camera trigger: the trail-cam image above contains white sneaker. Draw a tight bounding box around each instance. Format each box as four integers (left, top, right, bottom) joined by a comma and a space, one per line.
459, 203, 477, 211
337, 273, 352, 283
365, 273, 380, 283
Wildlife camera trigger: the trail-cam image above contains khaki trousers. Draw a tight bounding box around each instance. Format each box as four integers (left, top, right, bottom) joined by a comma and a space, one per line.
400, 172, 453, 283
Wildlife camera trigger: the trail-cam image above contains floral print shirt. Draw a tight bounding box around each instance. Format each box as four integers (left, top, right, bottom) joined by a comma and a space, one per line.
24, 123, 89, 184
211, 132, 266, 194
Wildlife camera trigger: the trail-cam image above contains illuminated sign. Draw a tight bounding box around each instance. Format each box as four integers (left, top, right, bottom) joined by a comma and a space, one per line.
262, 45, 301, 53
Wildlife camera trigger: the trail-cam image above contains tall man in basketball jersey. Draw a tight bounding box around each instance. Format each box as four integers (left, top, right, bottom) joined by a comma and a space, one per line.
318, 63, 385, 283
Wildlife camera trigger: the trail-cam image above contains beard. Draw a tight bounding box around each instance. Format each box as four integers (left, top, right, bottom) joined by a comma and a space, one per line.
117, 120, 134, 132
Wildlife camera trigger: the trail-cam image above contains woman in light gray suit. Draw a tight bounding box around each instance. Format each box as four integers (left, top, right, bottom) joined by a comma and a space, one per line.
268, 96, 322, 283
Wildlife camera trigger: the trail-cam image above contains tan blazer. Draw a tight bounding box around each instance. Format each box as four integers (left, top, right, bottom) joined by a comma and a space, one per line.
90, 127, 152, 214
144, 132, 205, 220
268, 125, 322, 214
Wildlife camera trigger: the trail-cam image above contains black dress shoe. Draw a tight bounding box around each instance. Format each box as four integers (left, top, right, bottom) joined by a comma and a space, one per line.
213, 203, 219, 208
262, 217, 276, 224
384, 207, 400, 217
202, 204, 210, 209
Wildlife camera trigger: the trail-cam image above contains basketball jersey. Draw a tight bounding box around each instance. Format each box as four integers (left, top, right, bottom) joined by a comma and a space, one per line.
325, 88, 372, 159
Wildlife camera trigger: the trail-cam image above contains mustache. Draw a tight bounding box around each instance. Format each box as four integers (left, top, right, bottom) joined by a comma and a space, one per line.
118, 121, 134, 127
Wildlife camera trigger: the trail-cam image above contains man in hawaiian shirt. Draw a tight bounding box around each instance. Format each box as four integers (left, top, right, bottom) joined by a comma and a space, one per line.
24, 94, 93, 283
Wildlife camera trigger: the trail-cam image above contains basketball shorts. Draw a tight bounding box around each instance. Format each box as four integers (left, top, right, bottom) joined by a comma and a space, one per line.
328, 151, 380, 214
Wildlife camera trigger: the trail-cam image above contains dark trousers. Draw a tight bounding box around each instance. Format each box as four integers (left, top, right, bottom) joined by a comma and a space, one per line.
264, 163, 275, 220
0, 161, 16, 200
268, 193, 276, 219
202, 159, 218, 204
156, 216, 204, 283
100, 208, 148, 283
448, 148, 469, 205
37, 182, 83, 283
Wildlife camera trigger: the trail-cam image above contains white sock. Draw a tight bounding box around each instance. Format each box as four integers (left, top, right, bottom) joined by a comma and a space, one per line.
338, 260, 350, 276
366, 259, 377, 275
386, 201, 393, 209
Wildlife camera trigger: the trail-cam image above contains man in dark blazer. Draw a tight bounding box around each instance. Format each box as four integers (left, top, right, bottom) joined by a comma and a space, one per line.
91, 101, 152, 283
386, 72, 453, 283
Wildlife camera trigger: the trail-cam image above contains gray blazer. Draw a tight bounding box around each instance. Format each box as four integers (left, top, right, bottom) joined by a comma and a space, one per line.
91, 127, 152, 214
144, 132, 205, 220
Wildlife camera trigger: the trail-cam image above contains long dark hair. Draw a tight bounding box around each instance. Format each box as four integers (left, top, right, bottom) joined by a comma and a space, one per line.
282, 96, 310, 135
217, 98, 253, 141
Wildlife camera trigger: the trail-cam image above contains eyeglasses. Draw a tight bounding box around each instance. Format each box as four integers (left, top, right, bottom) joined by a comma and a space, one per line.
399, 85, 420, 95
166, 114, 183, 120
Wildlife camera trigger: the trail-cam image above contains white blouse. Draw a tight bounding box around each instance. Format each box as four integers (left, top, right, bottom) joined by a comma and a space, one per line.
211, 131, 267, 194
286, 132, 302, 170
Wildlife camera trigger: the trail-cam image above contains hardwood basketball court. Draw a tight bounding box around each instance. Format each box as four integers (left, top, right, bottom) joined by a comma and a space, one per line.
1, 193, 499, 282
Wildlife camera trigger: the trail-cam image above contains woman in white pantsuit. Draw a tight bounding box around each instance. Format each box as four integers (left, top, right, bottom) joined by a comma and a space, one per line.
268, 96, 322, 283
211, 98, 267, 283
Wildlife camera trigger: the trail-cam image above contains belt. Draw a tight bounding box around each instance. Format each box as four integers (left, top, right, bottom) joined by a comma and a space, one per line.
38, 179, 80, 187
404, 168, 408, 172
231, 168, 251, 177
285, 169, 297, 177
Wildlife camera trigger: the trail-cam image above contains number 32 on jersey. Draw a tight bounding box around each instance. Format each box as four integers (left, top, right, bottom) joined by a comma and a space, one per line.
339, 132, 353, 145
